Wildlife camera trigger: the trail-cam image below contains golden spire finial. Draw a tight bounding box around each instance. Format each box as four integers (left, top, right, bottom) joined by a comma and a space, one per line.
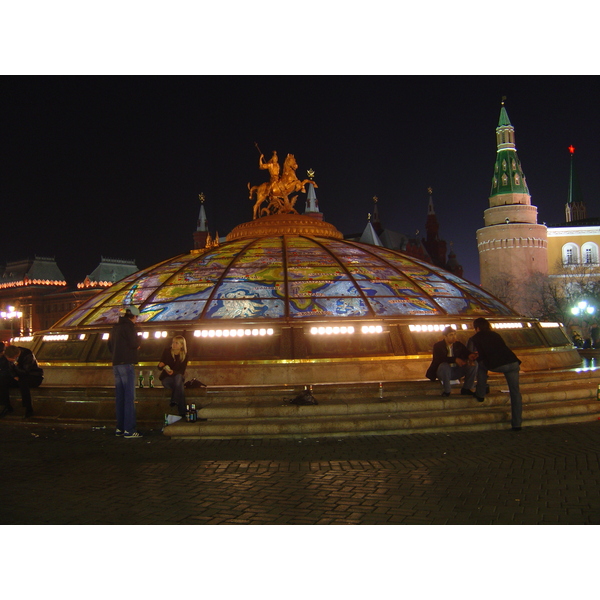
199, 192, 205, 204
501, 96, 507, 105
307, 168, 315, 179
367, 212, 371, 221
373, 196, 378, 203
427, 187, 433, 195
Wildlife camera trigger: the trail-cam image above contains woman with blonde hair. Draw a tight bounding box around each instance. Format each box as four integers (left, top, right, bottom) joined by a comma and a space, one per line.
157, 335, 188, 417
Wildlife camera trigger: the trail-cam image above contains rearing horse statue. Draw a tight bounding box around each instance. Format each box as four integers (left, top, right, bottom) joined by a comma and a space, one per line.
249, 153, 317, 220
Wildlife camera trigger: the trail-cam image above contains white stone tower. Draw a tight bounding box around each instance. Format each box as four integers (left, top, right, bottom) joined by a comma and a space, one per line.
477, 102, 548, 312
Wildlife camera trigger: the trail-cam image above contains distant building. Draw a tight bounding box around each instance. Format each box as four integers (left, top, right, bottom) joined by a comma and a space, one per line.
546, 146, 600, 338
192, 192, 220, 251
547, 145, 599, 272
346, 192, 463, 276
474, 104, 599, 325
77, 257, 138, 289
0, 256, 137, 339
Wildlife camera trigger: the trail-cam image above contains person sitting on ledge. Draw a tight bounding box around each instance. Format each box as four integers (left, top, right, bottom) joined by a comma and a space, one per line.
426, 327, 477, 397
157, 335, 189, 419
0, 342, 44, 419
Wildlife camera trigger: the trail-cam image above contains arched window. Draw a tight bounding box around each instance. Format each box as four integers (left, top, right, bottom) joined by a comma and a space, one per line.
562, 243, 579, 265
582, 242, 599, 265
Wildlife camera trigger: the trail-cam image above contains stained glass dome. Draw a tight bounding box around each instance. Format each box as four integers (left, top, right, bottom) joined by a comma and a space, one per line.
55, 215, 514, 329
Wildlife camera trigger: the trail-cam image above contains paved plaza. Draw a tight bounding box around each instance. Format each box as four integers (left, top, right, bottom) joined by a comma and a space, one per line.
1, 418, 599, 525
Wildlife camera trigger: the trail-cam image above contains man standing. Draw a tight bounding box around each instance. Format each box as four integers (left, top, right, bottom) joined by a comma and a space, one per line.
426, 326, 477, 397
0, 342, 44, 419
468, 317, 523, 431
108, 306, 143, 438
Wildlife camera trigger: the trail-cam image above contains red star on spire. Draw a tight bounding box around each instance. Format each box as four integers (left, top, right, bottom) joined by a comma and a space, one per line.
569, 145, 576, 154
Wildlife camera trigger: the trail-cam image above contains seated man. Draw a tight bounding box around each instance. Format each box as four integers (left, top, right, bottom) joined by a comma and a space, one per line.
0, 343, 44, 419
426, 327, 476, 397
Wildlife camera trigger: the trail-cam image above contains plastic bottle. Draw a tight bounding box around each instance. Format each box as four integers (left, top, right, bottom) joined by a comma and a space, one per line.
191, 403, 197, 422
138, 373, 144, 388
148, 372, 154, 388
185, 404, 191, 421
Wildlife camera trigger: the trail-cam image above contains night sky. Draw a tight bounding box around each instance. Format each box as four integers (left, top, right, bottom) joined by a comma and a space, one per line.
2, 75, 599, 285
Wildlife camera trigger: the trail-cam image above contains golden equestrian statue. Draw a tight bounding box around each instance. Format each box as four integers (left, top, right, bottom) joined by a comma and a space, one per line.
249, 146, 318, 220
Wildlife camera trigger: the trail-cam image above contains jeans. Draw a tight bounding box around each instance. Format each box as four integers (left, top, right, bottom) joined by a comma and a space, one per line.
113, 364, 137, 432
436, 362, 477, 394
162, 374, 186, 416
476, 361, 522, 428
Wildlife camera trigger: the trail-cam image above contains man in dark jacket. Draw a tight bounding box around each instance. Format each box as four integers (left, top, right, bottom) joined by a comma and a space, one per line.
426, 327, 477, 397
0, 342, 44, 419
107, 306, 142, 438
468, 317, 522, 431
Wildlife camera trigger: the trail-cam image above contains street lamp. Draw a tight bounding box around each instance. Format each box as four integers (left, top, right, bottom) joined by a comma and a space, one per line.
571, 301, 596, 348
0, 305, 23, 340
571, 300, 595, 317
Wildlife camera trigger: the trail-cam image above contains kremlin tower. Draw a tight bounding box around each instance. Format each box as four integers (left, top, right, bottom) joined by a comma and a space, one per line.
565, 145, 586, 222
476, 102, 548, 312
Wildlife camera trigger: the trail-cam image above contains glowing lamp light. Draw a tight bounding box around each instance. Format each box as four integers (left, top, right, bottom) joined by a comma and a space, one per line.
572, 301, 595, 316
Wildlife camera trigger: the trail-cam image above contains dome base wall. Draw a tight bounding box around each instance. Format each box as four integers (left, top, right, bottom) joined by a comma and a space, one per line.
38, 345, 581, 388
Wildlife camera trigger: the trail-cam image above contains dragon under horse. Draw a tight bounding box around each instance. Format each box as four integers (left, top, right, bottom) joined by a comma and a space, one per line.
249, 150, 317, 220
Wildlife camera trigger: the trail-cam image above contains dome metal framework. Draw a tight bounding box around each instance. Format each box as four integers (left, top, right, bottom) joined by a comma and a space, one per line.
55, 219, 513, 330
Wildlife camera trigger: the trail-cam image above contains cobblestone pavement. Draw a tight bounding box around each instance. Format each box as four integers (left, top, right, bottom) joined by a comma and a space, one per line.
1, 420, 599, 525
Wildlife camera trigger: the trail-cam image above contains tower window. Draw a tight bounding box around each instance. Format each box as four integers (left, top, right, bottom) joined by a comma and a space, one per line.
502, 174, 508, 185
514, 174, 520, 185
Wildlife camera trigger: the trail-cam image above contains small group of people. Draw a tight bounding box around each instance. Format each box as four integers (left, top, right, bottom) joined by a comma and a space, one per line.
0, 341, 44, 419
108, 305, 201, 439
427, 317, 522, 431
570, 323, 600, 349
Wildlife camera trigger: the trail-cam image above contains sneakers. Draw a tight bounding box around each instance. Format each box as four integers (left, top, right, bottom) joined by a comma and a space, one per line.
124, 430, 143, 438
115, 429, 124, 437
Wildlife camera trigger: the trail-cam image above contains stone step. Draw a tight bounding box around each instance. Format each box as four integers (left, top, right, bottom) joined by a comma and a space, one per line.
8, 367, 599, 437
28, 366, 600, 403
164, 398, 600, 439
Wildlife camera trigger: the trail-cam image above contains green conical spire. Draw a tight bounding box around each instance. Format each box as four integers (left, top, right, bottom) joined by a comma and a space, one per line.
498, 105, 511, 127
490, 102, 530, 197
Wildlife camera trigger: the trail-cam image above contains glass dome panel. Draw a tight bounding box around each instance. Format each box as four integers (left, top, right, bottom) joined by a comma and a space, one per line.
52, 229, 516, 329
